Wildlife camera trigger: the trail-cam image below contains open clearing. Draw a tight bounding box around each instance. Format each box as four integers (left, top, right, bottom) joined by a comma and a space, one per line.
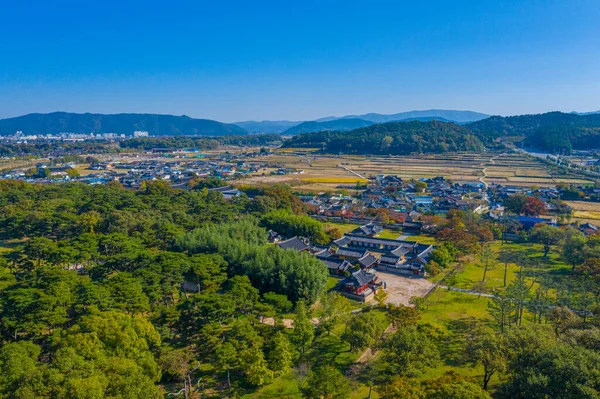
374, 271, 434, 305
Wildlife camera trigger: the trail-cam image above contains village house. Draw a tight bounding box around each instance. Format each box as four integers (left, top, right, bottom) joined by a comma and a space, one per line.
580, 222, 599, 236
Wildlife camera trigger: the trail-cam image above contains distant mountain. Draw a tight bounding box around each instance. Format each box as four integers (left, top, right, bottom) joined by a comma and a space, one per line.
284, 120, 483, 154
233, 120, 301, 134
573, 110, 600, 116
282, 118, 375, 135
315, 109, 490, 124
0, 112, 248, 136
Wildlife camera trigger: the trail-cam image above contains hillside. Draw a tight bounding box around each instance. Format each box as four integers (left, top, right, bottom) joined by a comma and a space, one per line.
316, 109, 490, 123
0, 112, 248, 136
233, 120, 301, 134
282, 118, 375, 135
284, 120, 484, 154
467, 111, 600, 151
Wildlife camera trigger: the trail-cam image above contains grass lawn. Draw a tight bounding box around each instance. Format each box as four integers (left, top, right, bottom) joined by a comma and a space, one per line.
419, 289, 492, 383
451, 241, 571, 293
378, 229, 400, 239
323, 222, 359, 235
404, 234, 437, 245
325, 276, 341, 291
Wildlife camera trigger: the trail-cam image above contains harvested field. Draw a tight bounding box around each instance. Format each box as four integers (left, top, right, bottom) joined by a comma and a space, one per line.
239, 151, 591, 191
302, 177, 368, 183
565, 201, 600, 221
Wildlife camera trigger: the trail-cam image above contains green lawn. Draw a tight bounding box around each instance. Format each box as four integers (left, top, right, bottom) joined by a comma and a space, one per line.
419, 289, 492, 383
379, 229, 400, 239
451, 241, 571, 293
404, 233, 437, 245
325, 276, 341, 291
324, 222, 359, 235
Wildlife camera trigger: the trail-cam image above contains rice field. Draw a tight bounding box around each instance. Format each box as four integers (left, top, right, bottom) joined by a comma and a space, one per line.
301, 177, 368, 183
239, 151, 591, 192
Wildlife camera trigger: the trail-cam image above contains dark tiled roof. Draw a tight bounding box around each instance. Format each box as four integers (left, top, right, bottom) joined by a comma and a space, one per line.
335, 248, 368, 258
319, 257, 352, 272
343, 270, 376, 287
358, 254, 378, 268
333, 236, 350, 247
278, 237, 309, 252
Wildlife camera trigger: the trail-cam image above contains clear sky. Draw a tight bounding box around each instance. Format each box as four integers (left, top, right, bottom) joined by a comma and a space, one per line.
1, 0, 599, 122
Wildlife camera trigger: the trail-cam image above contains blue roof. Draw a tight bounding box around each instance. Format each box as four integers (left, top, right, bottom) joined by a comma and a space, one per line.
516, 216, 546, 223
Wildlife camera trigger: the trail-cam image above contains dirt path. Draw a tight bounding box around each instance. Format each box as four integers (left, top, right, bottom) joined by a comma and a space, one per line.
260, 317, 320, 328
338, 164, 367, 180
479, 153, 505, 189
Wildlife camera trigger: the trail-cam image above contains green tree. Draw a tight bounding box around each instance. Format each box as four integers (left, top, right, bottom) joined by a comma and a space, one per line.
381, 326, 440, 377
530, 224, 564, 257
465, 328, 507, 390
268, 332, 294, 374
342, 311, 387, 352
318, 292, 351, 335
292, 300, 314, 354
108, 273, 150, 316
240, 345, 272, 386
215, 342, 238, 390
301, 366, 352, 399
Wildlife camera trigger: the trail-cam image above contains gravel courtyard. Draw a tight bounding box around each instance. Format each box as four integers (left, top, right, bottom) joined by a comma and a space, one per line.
374, 271, 435, 306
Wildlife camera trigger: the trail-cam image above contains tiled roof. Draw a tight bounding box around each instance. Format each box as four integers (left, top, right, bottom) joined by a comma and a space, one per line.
358, 254, 378, 268
343, 270, 376, 287
278, 237, 309, 252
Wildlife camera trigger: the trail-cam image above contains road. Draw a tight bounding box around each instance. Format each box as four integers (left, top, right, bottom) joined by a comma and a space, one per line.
338, 164, 367, 180
479, 153, 505, 190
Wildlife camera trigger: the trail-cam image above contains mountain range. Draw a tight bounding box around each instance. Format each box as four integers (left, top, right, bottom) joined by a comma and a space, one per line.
235, 109, 490, 134
0, 112, 247, 136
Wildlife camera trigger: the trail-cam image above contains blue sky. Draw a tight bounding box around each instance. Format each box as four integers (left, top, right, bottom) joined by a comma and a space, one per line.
1, 0, 599, 121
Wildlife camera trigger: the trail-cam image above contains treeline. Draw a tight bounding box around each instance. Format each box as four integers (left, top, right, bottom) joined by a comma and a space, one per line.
120, 134, 282, 151
0, 141, 118, 157
467, 111, 600, 152
283, 112, 600, 154
283, 120, 484, 154
0, 135, 281, 158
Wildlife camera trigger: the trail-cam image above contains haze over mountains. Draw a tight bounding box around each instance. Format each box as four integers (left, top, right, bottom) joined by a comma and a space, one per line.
1, 110, 599, 142
236, 109, 490, 134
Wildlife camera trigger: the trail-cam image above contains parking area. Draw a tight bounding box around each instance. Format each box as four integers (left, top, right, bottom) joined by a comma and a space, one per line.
374, 271, 434, 306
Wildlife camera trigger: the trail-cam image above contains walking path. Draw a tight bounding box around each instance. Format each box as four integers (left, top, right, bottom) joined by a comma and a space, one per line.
479, 153, 504, 190
438, 285, 495, 298
338, 164, 367, 180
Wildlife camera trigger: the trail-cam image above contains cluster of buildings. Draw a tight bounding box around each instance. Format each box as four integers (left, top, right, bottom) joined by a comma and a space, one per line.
1, 158, 263, 189
276, 222, 434, 302
300, 176, 489, 230
0, 131, 146, 143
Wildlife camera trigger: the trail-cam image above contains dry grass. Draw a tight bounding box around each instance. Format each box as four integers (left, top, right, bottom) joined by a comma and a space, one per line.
574, 211, 600, 221
237, 151, 589, 190
302, 177, 368, 183
565, 201, 600, 212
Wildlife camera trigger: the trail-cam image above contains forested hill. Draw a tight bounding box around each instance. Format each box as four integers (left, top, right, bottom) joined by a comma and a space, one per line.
0, 112, 248, 136
282, 118, 375, 135
467, 112, 600, 151
283, 120, 484, 154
